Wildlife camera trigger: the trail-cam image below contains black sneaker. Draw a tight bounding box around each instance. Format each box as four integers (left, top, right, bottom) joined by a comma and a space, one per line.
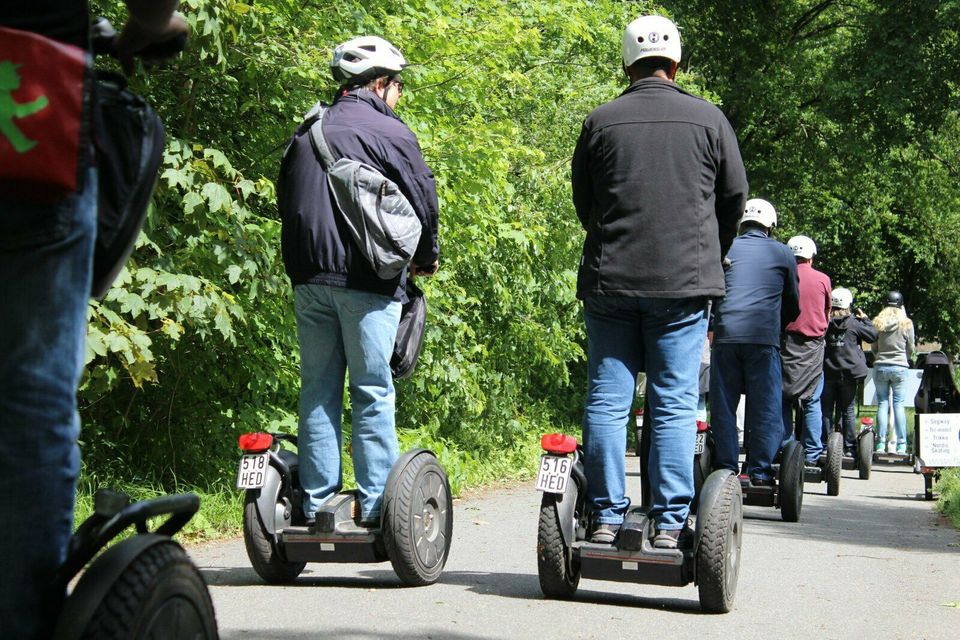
805, 459, 820, 468
749, 476, 775, 488
589, 523, 620, 544
652, 529, 680, 549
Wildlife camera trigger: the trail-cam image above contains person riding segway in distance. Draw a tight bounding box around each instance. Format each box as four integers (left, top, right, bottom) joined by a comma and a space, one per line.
710, 199, 800, 488
821, 287, 877, 457
781, 234, 832, 466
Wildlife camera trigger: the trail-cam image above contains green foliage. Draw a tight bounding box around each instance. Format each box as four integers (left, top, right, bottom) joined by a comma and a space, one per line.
936, 467, 960, 528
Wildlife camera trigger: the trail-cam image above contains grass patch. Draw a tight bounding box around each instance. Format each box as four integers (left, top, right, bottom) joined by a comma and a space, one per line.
935, 467, 960, 528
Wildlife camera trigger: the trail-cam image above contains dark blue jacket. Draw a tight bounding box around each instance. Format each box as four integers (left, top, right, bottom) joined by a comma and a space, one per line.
278, 89, 439, 299
712, 228, 800, 347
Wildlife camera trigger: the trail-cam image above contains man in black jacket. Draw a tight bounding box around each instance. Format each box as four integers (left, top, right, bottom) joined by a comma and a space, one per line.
821, 287, 877, 455
571, 14, 748, 548
278, 36, 439, 529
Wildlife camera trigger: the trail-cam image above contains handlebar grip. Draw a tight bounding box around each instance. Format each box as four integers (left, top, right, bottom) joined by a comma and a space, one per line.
90, 16, 188, 60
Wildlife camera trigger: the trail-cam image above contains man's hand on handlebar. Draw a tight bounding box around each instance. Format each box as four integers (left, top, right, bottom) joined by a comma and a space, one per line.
411, 261, 439, 277
117, 3, 189, 76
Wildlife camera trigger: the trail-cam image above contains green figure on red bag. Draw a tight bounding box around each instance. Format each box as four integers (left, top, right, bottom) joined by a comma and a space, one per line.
0, 60, 49, 153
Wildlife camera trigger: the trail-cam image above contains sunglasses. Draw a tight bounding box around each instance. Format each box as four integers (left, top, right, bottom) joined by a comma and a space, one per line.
389, 77, 404, 94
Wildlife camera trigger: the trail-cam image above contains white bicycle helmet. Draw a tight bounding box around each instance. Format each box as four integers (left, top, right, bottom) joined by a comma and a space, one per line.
831, 287, 853, 310
331, 36, 407, 82
739, 198, 777, 229
622, 15, 682, 66
788, 235, 817, 259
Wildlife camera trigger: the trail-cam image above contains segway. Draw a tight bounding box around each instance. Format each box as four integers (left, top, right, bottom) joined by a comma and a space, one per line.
51, 490, 218, 639
738, 436, 806, 523
788, 396, 843, 496
535, 426, 743, 613
237, 432, 452, 586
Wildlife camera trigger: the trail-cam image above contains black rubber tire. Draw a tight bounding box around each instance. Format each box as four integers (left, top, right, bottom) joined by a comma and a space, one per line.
382, 452, 453, 586
536, 492, 580, 599
858, 431, 874, 480
779, 441, 804, 523
242, 491, 304, 584
826, 431, 843, 496
696, 473, 743, 613
81, 541, 218, 640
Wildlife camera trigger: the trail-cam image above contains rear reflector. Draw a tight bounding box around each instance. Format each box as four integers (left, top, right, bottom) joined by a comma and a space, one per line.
541, 433, 577, 454
696, 420, 709, 433
860, 417, 875, 426
239, 432, 273, 452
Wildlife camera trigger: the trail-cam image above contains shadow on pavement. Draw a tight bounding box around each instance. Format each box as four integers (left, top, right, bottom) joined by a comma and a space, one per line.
200, 565, 403, 588
439, 570, 706, 614
221, 628, 495, 640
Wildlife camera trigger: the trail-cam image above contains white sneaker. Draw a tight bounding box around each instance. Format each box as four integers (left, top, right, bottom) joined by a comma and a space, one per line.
886, 440, 897, 454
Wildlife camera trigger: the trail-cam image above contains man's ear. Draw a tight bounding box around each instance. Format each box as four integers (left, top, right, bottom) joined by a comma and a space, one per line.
668, 61, 679, 80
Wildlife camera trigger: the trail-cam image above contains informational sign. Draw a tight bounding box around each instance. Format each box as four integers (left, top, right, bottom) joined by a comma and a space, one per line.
917, 414, 960, 468
863, 368, 924, 407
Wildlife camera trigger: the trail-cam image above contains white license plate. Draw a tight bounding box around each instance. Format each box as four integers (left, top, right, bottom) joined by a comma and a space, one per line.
236, 452, 269, 489
694, 432, 706, 456
536, 454, 572, 494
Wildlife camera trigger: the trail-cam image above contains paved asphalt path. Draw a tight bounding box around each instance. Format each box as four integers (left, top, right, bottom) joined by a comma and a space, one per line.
191, 457, 959, 640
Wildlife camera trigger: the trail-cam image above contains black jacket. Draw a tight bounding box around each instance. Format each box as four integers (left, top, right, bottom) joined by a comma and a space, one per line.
571, 77, 748, 299
278, 89, 439, 299
824, 315, 878, 380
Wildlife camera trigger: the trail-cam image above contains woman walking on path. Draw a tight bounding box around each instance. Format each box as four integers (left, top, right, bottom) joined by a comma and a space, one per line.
821, 287, 877, 456
871, 291, 916, 453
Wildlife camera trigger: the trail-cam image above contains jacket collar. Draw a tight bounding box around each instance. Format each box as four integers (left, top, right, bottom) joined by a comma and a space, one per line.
620, 76, 691, 99
333, 87, 401, 121
740, 228, 770, 239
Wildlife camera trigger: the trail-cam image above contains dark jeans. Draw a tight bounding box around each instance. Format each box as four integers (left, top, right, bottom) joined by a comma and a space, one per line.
821, 376, 860, 454
710, 343, 784, 482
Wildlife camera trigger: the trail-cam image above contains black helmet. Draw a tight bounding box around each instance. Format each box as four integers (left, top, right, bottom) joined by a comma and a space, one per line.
885, 290, 904, 307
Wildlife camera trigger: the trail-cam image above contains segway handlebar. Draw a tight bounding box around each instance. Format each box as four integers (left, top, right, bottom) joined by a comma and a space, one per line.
54, 492, 200, 589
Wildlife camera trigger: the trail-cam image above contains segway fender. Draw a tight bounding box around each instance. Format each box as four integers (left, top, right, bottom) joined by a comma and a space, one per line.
693, 468, 736, 551
52, 534, 173, 640
553, 474, 580, 549
255, 463, 287, 535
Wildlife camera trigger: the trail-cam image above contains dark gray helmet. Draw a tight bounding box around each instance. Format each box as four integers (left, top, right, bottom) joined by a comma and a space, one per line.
886, 290, 904, 307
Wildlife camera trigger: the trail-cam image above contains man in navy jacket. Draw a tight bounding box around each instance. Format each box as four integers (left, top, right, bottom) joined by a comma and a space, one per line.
710, 199, 800, 486
278, 36, 439, 528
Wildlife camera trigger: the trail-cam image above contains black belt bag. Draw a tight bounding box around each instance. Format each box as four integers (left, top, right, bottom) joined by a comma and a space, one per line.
90, 71, 165, 298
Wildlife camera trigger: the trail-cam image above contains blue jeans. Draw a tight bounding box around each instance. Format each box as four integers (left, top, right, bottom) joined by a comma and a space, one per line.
783, 374, 824, 463
582, 296, 708, 532
0, 170, 96, 640
710, 344, 783, 481
295, 284, 401, 521
875, 364, 909, 445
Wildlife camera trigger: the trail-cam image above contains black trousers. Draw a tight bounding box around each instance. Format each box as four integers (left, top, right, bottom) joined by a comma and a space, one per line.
821, 376, 860, 452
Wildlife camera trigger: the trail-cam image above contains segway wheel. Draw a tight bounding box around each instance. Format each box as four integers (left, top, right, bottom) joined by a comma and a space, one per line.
696, 473, 743, 613
826, 431, 843, 496
536, 492, 580, 599
82, 541, 217, 639
243, 492, 305, 583
382, 451, 453, 586
858, 431, 874, 480
779, 441, 804, 522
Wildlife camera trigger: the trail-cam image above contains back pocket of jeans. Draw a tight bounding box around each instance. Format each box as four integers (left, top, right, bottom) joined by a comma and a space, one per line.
0, 194, 75, 251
